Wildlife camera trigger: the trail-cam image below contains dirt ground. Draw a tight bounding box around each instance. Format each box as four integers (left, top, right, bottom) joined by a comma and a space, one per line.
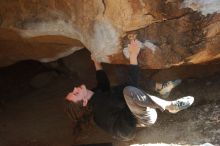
0, 51, 220, 146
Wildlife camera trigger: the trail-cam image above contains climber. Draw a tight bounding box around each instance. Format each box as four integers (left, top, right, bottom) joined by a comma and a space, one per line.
65, 38, 194, 141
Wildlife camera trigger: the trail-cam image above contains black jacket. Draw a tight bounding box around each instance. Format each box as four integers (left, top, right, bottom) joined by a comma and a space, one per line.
88, 65, 139, 141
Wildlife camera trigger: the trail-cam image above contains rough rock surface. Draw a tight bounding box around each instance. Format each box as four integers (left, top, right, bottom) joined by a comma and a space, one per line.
0, 0, 220, 69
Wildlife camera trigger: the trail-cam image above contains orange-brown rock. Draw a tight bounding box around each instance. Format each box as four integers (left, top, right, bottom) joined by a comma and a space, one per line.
0, 0, 220, 69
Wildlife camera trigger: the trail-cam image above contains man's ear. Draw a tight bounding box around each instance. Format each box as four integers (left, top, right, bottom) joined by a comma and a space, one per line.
81, 84, 86, 89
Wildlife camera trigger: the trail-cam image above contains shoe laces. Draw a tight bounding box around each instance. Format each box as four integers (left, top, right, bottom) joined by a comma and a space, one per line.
161, 81, 172, 89
175, 100, 186, 107
173, 99, 190, 109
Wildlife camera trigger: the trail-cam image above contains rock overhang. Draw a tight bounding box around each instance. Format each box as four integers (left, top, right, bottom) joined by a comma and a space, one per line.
0, 0, 220, 69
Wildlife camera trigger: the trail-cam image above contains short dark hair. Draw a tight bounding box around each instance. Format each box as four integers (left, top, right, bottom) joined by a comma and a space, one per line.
64, 100, 93, 135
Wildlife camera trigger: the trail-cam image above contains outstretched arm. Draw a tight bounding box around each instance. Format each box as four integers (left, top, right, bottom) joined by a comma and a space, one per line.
127, 39, 141, 87
129, 40, 140, 65
91, 55, 110, 91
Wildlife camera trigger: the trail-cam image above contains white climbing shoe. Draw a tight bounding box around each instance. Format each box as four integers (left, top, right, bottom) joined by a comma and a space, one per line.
167, 96, 194, 114
155, 79, 182, 98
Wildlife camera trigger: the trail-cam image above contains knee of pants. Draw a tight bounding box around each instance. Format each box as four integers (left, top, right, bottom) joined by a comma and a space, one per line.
123, 86, 151, 108
123, 86, 135, 97
123, 86, 139, 107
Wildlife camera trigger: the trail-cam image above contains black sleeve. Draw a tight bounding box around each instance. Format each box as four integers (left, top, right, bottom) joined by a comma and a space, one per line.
94, 70, 110, 91
127, 65, 139, 87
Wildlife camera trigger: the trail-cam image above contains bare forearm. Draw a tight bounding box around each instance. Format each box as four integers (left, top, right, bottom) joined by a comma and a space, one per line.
128, 39, 140, 65
129, 55, 138, 65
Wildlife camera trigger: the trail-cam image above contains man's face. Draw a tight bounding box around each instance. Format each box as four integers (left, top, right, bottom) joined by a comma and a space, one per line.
66, 84, 88, 106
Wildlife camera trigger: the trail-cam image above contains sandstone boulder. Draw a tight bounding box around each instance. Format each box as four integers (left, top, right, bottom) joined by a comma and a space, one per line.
0, 0, 220, 69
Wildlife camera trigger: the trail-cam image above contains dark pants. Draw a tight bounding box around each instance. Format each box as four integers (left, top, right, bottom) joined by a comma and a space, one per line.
123, 86, 163, 127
